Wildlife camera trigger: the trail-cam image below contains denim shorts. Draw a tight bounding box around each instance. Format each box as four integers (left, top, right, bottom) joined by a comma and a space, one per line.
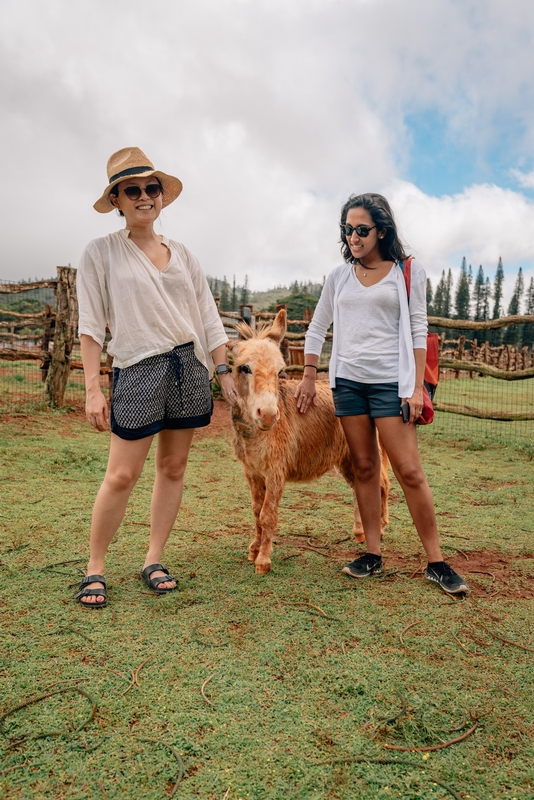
110, 342, 213, 440
332, 377, 401, 418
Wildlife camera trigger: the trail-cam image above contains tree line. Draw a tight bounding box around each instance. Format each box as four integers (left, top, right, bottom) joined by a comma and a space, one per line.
208, 275, 251, 311
209, 261, 534, 348
427, 257, 534, 346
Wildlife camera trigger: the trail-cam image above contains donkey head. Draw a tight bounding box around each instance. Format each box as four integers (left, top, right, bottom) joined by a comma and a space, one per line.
227, 309, 287, 431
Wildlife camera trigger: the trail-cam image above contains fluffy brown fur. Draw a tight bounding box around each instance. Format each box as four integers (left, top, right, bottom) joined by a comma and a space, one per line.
228, 309, 389, 574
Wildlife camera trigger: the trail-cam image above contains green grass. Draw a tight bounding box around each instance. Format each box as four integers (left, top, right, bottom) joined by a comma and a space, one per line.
437, 374, 534, 415
1, 411, 533, 799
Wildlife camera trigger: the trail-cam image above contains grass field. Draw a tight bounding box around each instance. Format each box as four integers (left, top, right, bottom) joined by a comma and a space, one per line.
1, 404, 533, 799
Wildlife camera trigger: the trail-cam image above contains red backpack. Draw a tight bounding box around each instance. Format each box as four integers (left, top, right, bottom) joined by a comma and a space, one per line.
400, 257, 438, 424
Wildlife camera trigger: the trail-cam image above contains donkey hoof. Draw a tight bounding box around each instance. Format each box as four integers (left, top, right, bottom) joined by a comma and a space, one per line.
248, 550, 259, 562
255, 561, 271, 574
353, 528, 365, 543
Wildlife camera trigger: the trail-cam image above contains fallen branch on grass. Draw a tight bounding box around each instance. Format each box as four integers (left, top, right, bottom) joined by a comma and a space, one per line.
451, 633, 479, 656
465, 631, 492, 647
409, 556, 423, 579
382, 718, 478, 752
399, 620, 422, 647
443, 547, 469, 560
44, 558, 85, 576
136, 736, 184, 798
0, 686, 97, 748
371, 691, 409, 736
120, 656, 154, 695
201, 674, 214, 706
283, 601, 341, 622
479, 625, 534, 653
310, 757, 461, 800
47, 626, 94, 643
299, 545, 331, 558
467, 570, 496, 582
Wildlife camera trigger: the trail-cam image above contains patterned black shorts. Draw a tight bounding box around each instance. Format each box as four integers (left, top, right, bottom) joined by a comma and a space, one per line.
110, 342, 213, 440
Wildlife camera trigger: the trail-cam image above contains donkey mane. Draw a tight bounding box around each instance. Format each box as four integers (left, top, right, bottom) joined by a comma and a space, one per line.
234, 320, 278, 341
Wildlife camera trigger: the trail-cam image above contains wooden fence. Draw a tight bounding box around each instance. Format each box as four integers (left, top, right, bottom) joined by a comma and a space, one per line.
1, 269, 534, 421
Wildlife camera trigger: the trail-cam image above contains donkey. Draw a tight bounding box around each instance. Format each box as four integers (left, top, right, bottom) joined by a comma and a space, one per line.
228, 309, 389, 574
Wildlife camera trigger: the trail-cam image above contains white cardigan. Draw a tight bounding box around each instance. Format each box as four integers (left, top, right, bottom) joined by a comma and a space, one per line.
305, 260, 428, 398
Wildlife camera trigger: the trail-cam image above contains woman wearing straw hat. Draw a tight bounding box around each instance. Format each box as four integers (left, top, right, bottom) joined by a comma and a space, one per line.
75, 147, 237, 608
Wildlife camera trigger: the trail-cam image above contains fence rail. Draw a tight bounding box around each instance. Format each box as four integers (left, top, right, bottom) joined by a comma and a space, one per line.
1, 272, 533, 442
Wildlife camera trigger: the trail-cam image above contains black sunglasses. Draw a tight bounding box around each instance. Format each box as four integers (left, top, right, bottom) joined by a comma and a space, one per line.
121, 183, 162, 201
341, 224, 376, 238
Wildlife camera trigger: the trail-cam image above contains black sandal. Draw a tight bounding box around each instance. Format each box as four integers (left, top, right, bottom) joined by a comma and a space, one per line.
140, 564, 177, 594
75, 574, 107, 608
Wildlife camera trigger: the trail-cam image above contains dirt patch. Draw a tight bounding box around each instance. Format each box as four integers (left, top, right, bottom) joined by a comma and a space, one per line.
273, 543, 534, 599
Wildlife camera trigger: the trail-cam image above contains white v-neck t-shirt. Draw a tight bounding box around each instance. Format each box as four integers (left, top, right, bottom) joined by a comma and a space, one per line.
77, 229, 227, 371
336, 267, 400, 383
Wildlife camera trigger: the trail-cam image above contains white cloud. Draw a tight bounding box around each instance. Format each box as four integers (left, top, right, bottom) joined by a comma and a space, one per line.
511, 168, 534, 190
0, 0, 532, 308
386, 181, 534, 302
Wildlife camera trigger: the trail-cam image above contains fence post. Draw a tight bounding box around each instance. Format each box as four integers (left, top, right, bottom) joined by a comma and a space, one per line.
45, 266, 78, 407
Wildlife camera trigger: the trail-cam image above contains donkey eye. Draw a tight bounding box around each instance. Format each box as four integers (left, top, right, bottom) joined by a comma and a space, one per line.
239, 364, 252, 374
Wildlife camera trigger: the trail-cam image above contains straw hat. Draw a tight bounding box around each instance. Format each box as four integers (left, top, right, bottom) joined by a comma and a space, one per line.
93, 147, 183, 213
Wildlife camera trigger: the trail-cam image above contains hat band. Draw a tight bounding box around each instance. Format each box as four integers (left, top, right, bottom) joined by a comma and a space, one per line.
109, 165, 153, 184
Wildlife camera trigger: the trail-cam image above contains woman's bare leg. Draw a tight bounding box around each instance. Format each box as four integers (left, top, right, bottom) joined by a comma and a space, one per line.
142, 428, 195, 588
82, 433, 154, 604
340, 415, 383, 555
374, 416, 442, 562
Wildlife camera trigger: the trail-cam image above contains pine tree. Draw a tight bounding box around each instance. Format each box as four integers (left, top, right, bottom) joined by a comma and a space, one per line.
231, 275, 237, 311
504, 268, 523, 345
507, 267, 524, 317
240, 275, 250, 306
220, 275, 229, 311
482, 278, 491, 321
473, 266, 485, 321
426, 278, 434, 316
212, 277, 219, 298
454, 258, 471, 320
490, 257, 504, 345
492, 257, 504, 319
522, 277, 534, 347
433, 271, 446, 316
442, 269, 453, 318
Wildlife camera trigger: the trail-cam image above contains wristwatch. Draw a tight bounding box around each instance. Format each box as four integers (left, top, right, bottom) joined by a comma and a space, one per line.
215, 364, 232, 375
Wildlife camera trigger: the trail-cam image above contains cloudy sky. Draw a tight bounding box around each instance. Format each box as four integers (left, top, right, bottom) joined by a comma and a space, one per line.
1, 0, 534, 305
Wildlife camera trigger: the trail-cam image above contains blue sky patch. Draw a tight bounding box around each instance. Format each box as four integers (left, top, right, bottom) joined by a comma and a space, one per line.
404, 109, 534, 198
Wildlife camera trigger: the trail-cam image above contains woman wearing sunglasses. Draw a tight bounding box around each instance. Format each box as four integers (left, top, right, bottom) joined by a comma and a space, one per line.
295, 193, 469, 596
75, 147, 237, 608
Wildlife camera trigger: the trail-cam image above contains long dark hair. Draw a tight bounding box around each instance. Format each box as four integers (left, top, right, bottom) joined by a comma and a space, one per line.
340, 193, 408, 264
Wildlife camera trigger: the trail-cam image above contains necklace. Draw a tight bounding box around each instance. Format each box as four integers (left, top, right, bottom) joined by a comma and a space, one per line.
357, 261, 382, 277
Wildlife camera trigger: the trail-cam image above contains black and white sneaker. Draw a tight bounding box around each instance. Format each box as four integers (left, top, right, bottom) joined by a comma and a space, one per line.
342, 553, 383, 578
425, 561, 470, 595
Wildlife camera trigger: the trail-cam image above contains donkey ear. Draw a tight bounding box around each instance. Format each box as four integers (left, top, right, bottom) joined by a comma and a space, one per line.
266, 309, 287, 344
227, 339, 240, 352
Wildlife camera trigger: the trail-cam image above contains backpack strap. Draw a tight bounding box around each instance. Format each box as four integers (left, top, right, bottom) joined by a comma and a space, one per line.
399, 257, 413, 300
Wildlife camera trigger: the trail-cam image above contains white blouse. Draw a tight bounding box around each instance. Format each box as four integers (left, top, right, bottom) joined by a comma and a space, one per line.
77, 229, 228, 371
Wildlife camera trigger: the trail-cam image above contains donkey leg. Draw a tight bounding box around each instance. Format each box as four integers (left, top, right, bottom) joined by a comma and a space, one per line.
255, 475, 284, 574
245, 471, 266, 563
352, 492, 366, 543
378, 435, 390, 531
